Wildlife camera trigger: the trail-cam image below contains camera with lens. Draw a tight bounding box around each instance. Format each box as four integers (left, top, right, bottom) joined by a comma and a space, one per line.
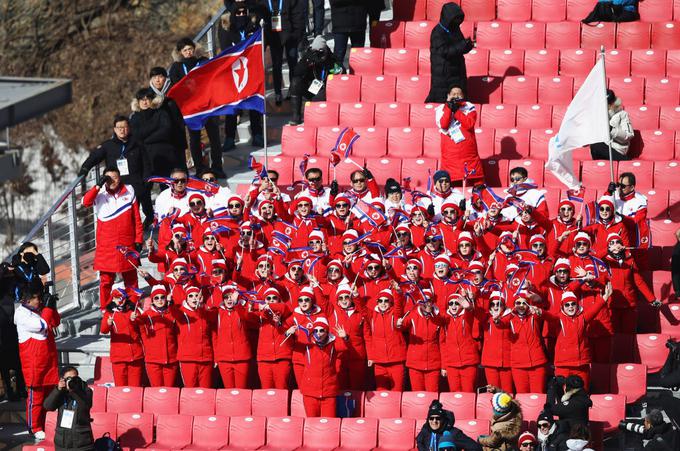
41, 282, 59, 310
64, 375, 86, 392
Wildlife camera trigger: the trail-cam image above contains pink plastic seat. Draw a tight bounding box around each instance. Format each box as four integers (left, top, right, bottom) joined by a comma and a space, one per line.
636, 130, 675, 162
502, 76, 538, 104
384, 48, 419, 76
370, 21, 406, 48
639, 0, 674, 21
251, 389, 288, 417
349, 48, 384, 76
91, 385, 107, 413
336, 417, 378, 451
215, 388, 252, 417
281, 125, 317, 156
488, 49, 524, 77
581, 22, 616, 49
476, 22, 511, 49
364, 391, 402, 419
409, 103, 439, 128
374, 418, 416, 451
225, 416, 266, 451
186, 415, 229, 450
467, 76, 503, 104
396, 75, 431, 104
107, 387, 143, 414
567, 0, 596, 21
298, 417, 341, 451
117, 413, 154, 450
353, 126, 388, 158
259, 417, 304, 451
510, 22, 546, 49
404, 21, 436, 49
590, 395, 626, 434
529, 129, 556, 161
608, 77, 645, 105
460, 0, 496, 21
538, 77, 574, 105
652, 22, 680, 50
339, 102, 375, 127
560, 49, 597, 77
611, 364, 647, 403
142, 387, 179, 417
616, 22, 652, 50
636, 334, 671, 372
146, 414, 193, 450
387, 127, 424, 158
631, 50, 667, 78
517, 105, 552, 129
326, 75, 361, 103
532, 0, 566, 21
303, 102, 339, 127
400, 392, 438, 420
480, 104, 516, 128
546, 22, 581, 49
439, 392, 476, 419
361, 75, 397, 103
494, 129, 531, 160
523, 49, 559, 77
645, 77, 680, 106
465, 49, 490, 77
604, 49, 631, 77
626, 105, 660, 130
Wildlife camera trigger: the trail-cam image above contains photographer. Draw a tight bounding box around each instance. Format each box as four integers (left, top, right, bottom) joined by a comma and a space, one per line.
619, 409, 678, 450
44, 367, 94, 451
544, 375, 592, 438
14, 285, 60, 441
416, 399, 482, 450
82, 167, 143, 309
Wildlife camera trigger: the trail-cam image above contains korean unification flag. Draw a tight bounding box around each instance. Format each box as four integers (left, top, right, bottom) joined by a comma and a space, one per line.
545, 57, 610, 190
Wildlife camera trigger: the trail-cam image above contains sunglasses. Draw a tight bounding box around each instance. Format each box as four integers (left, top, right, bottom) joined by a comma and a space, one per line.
298, 203, 311, 208
555, 269, 570, 274
510, 176, 524, 182
470, 269, 482, 275
307, 176, 322, 182
520, 443, 536, 449
228, 203, 242, 208
559, 207, 574, 212
328, 267, 340, 272
298, 297, 312, 303
425, 237, 440, 243
406, 265, 419, 271
342, 241, 354, 246
575, 241, 589, 247
205, 235, 216, 240
257, 263, 271, 269
448, 301, 460, 306
313, 328, 326, 333
265, 295, 279, 301
308, 240, 321, 245
515, 300, 528, 306
396, 232, 409, 237
212, 269, 224, 274
459, 243, 472, 247
367, 265, 381, 271
172, 178, 187, 184
202, 177, 217, 183
538, 422, 551, 428
335, 203, 349, 208
609, 240, 623, 245
351, 178, 366, 183
290, 266, 303, 272
174, 233, 185, 239
434, 263, 449, 269
241, 230, 253, 235
564, 301, 578, 308
189, 201, 203, 207
599, 207, 612, 212
532, 243, 545, 247
337, 294, 351, 300
376, 298, 390, 304
436, 178, 450, 184
443, 209, 457, 215
490, 301, 502, 307
428, 416, 442, 421
153, 295, 165, 300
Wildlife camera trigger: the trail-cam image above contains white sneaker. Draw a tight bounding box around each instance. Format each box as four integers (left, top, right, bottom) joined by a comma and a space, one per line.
34, 430, 46, 441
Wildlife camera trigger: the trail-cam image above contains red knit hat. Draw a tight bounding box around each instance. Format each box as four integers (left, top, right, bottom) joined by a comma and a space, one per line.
188, 193, 205, 205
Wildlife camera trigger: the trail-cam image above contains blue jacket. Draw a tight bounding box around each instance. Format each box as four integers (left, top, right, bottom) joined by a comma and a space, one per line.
599, 0, 637, 12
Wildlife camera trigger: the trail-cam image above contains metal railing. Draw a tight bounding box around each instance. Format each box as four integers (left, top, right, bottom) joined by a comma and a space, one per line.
10, 5, 228, 314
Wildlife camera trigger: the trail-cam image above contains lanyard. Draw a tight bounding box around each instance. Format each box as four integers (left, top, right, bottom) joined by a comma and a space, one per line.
268, 0, 283, 13
63, 397, 77, 410
120, 144, 127, 158
182, 64, 188, 75
438, 23, 450, 34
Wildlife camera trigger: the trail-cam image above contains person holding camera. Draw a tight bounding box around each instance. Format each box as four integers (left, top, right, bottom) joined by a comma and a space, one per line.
416, 399, 482, 450
14, 285, 60, 441
43, 367, 94, 451
435, 85, 484, 186
619, 409, 678, 450
82, 167, 143, 309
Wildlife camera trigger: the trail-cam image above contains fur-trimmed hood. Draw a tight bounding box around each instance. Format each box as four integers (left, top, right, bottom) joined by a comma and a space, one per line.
171, 42, 205, 62
479, 399, 523, 450
131, 95, 163, 113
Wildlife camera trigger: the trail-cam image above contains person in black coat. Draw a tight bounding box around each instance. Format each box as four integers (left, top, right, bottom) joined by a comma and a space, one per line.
168, 37, 223, 175
129, 88, 183, 180
43, 367, 94, 451
329, 0, 369, 67
672, 228, 680, 301
218, 0, 265, 151
149, 67, 187, 159
416, 400, 482, 451
544, 376, 592, 438
425, 2, 475, 103
620, 409, 679, 451
78, 115, 153, 224
258, 0, 305, 106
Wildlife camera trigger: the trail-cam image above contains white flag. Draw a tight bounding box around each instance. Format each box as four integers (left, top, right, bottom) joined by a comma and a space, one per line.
545, 57, 609, 190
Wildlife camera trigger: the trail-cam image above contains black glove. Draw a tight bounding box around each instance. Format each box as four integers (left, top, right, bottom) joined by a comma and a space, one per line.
459, 199, 466, 211
134, 243, 143, 253
446, 100, 460, 113
362, 167, 373, 180
330, 180, 339, 197
44, 292, 59, 310
606, 182, 618, 195
427, 204, 435, 217
98, 175, 112, 188
554, 375, 566, 386
463, 38, 475, 53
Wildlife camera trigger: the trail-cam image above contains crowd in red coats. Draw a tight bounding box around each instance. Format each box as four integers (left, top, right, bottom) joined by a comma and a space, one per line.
95, 161, 659, 417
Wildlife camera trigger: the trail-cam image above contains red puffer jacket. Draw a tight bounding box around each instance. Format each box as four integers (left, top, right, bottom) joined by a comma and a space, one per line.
480, 310, 512, 369
440, 308, 480, 368
286, 305, 327, 365
499, 312, 548, 368
330, 306, 368, 362
605, 252, 654, 309
300, 337, 345, 398
100, 304, 144, 363
399, 307, 445, 371
15, 305, 61, 387
255, 303, 293, 362
172, 303, 214, 362
139, 306, 178, 364
366, 303, 407, 364
213, 305, 255, 362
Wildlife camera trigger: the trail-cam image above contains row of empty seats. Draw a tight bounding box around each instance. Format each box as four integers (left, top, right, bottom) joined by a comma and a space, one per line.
372, 19, 680, 50
392, 0, 680, 23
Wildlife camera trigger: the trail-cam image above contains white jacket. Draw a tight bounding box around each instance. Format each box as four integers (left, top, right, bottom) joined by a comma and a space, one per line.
608, 99, 634, 156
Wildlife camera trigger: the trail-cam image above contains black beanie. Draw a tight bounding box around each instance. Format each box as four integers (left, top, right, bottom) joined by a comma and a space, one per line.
385, 178, 401, 195
566, 375, 584, 390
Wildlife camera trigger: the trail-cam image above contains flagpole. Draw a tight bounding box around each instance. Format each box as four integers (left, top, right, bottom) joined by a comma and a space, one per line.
600, 46, 614, 183
260, 21, 269, 171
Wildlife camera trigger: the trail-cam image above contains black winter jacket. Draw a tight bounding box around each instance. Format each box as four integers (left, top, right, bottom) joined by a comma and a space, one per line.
44, 382, 94, 451
425, 2, 474, 103
258, 0, 305, 43
129, 106, 181, 177
329, 0, 369, 33
79, 136, 150, 184
415, 409, 482, 451
548, 388, 592, 436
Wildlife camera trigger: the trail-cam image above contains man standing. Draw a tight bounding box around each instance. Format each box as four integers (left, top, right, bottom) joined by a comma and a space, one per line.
82, 167, 143, 308
14, 286, 60, 441
78, 115, 153, 228
149, 67, 188, 161
43, 367, 94, 450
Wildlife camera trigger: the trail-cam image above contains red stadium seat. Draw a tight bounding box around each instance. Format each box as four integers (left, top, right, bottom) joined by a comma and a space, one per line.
349, 48, 384, 76
467, 76, 503, 104
370, 21, 406, 48
560, 49, 597, 77
337, 418, 378, 451
396, 75, 431, 104
465, 49, 490, 77
251, 389, 288, 417
590, 395, 626, 433
497, 0, 531, 21
148, 414, 193, 450
617, 22, 652, 50
646, 77, 680, 106
552, 105, 568, 125
475, 392, 494, 421
476, 22, 512, 49
460, 0, 496, 20
640, 0, 674, 21
524, 49, 559, 77
260, 417, 304, 451
361, 75, 397, 103
626, 105, 660, 130
402, 158, 438, 190
611, 364, 647, 403
418, 49, 431, 75
652, 22, 680, 50
653, 270, 674, 302
495, 129, 531, 160
400, 392, 438, 420
304, 102, 339, 127
410, 103, 439, 128
545, 22, 581, 49
366, 157, 402, 186
91, 412, 118, 441
326, 75, 361, 103
353, 126, 388, 157
636, 333, 670, 372
654, 161, 680, 189
457, 419, 490, 437
107, 386, 143, 414
482, 158, 510, 187
187, 415, 229, 450
567, 0, 596, 21
387, 127, 424, 158
215, 388, 252, 417
316, 126, 344, 154
94, 356, 114, 386
533, 0, 566, 21
637, 130, 675, 162
488, 49, 524, 77
651, 219, 679, 246
142, 387, 179, 416
375, 418, 416, 451
473, 127, 496, 159
384, 48, 419, 76
510, 22, 546, 49
660, 303, 680, 338
299, 417, 341, 451
439, 392, 476, 419
426, 0, 451, 21
404, 21, 436, 49
339, 103, 375, 127
671, 191, 680, 222
529, 129, 556, 160
91, 385, 107, 413
502, 76, 538, 104
507, 159, 544, 185
334, 156, 365, 185
179, 388, 216, 416
618, 161, 654, 189
515, 394, 547, 424
661, 106, 680, 131
604, 49, 631, 77
289, 389, 306, 417
667, 49, 680, 77
631, 50, 667, 78
227, 416, 267, 450
581, 161, 616, 187
538, 77, 574, 105
480, 104, 516, 128
394, 0, 427, 21
282, 125, 317, 156
364, 391, 402, 418
645, 189, 670, 220
608, 77, 645, 105
517, 105, 552, 129
581, 22, 616, 49
117, 413, 154, 450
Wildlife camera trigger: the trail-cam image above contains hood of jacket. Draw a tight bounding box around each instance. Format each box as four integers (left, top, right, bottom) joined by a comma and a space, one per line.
131, 95, 164, 113
566, 439, 593, 451
490, 400, 523, 436
439, 2, 465, 29
171, 43, 205, 62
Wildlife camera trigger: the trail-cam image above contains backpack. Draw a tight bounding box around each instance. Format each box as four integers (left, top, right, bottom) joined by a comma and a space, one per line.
93, 432, 121, 451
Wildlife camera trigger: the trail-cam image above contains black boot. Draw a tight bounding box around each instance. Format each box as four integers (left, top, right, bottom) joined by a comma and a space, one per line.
288, 96, 303, 125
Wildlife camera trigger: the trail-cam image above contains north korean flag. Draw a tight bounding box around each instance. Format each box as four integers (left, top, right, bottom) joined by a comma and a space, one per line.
168, 30, 265, 131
